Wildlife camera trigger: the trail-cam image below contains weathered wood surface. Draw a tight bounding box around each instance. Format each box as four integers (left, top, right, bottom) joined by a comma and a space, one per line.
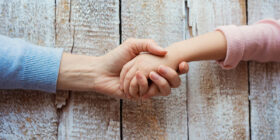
0, 0, 58, 139
0, 0, 279, 139
187, 0, 249, 139
54, 0, 72, 110
121, 0, 188, 139
56, 0, 120, 139
248, 0, 280, 139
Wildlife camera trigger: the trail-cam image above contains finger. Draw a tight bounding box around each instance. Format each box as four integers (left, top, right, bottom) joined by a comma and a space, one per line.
149, 71, 171, 96
179, 62, 189, 74
158, 65, 181, 88
124, 67, 137, 97
142, 83, 159, 99
125, 38, 167, 56
129, 76, 140, 99
120, 59, 135, 90
136, 71, 148, 98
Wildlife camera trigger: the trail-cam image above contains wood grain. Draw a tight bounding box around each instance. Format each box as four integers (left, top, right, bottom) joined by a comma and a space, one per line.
187, 0, 249, 139
0, 0, 58, 139
121, 0, 188, 139
56, 0, 121, 139
1, 0, 278, 139
54, 0, 72, 111
0, 91, 58, 139
248, 0, 280, 139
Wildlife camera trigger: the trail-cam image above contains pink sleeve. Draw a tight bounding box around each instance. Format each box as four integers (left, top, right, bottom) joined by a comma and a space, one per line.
216, 19, 280, 69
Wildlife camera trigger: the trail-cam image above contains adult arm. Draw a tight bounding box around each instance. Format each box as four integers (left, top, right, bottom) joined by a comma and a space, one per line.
0, 35, 188, 98
57, 39, 189, 99
0, 35, 63, 92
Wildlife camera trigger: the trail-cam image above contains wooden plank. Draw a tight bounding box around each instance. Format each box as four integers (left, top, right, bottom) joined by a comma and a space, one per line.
248, 0, 280, 25
248, 1, 280, 139
0, 91, 58, 139
0, 0, 58, 139
0, 0, 56, 46
187, 0, 249, 139
54, 0, 73, 110
56, 0, 121, 139
121, 0, 188, 139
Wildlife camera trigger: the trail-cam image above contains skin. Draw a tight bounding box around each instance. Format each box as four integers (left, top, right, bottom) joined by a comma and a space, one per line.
121, 31, 227, 99
56, 38, 189, 99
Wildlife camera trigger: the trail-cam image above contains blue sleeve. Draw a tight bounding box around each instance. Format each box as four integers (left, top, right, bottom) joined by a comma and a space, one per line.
0, 35, 63, 93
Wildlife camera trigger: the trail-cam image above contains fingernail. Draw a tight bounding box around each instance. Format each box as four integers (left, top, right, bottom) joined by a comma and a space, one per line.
150, 72, 159, 80
159, 65, 167, 75
182, 63, 186, 72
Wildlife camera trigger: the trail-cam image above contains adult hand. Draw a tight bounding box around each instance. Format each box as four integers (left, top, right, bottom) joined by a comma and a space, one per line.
57, 38, 189, 99
132, 61, 189, 99
148, 61, 189, 98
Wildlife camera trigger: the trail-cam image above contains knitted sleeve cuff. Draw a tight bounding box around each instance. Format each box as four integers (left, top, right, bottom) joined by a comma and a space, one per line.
216, 25, 245, 70
21, 44, 63, 93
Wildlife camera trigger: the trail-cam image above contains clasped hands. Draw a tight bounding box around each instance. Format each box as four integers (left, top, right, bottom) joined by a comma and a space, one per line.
95, 38, 188, 100
57, 31, 226, 99
58, 38, 188, 100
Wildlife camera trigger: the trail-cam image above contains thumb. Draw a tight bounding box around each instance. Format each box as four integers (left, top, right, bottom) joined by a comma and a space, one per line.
126, 38, 167, 56
178, 61, 189, 74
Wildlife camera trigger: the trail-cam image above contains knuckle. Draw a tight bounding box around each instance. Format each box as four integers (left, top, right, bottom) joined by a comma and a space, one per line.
124, 38, 136, 47
126, 38, 135, 43
141, 67, 150, 75
159, 80, 167, 87
172, 78, 181, 88
140, 82, 148, 89
169, 71, 178, 79
139, 80, 147, 87
123, 64, 129, 70
146, 41, 153, 47
131, 81, 137, 88
162, 90, 171, 96
124, 76, 130, 82
125, 72, 133, 81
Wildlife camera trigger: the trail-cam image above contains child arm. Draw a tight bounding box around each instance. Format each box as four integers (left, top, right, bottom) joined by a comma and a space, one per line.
217, 19, 280, 69
122, 18, 280, 99
170, 19, 280, 70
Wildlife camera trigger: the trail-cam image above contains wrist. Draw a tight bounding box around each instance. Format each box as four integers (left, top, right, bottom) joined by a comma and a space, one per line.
165, 43, 192, 69
165, 31, 227, 64
57, 53, 102, 91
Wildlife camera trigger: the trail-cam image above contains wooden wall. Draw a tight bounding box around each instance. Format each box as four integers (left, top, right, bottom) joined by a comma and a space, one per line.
0, 0, 279, 139
187, 0, 249, 139
248, 0, 280, 139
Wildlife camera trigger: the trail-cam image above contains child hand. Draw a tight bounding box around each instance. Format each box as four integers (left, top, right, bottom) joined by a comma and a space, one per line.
120, 53, 178, 99
132, 65, 184, 99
